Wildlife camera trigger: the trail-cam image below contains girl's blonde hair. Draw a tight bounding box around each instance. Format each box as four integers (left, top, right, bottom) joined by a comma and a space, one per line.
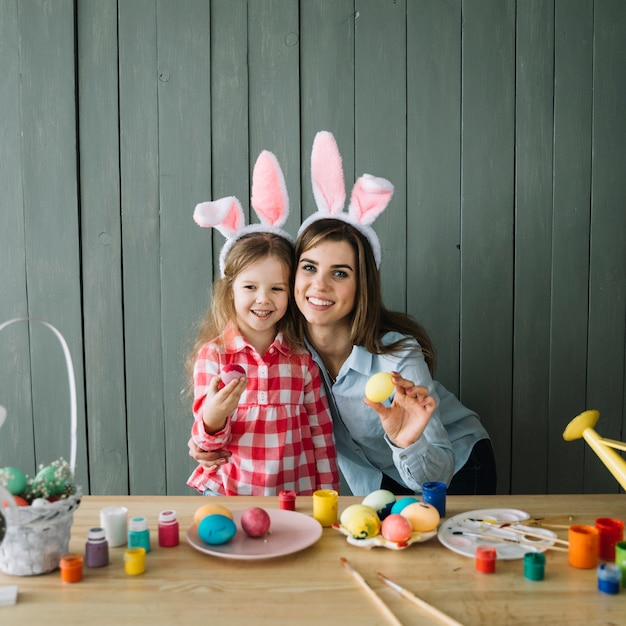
185, 232, 300, 387
294, 219, 436, 373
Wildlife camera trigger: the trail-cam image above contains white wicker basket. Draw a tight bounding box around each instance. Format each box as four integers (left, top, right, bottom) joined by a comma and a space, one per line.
0, 318, 81, 576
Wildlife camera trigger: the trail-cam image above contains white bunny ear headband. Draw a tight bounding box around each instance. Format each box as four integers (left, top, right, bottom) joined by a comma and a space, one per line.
194, 150, 294, 276
297, 131, 394, 267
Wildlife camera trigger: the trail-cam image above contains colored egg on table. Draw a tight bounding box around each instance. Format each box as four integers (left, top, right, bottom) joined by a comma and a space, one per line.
390, 496, 420, 515
198, 514, 237, 545
342, 506, 381, 540
362, 489, 396, 519
381, 514, 414, 543
365, 372, 394, 403
340, 504, 378, 527
194, 503, 234, 526
240, 507, 271, 538
400, 502, 440, 532
0, 467, 27, 496
220, 364, 246, 385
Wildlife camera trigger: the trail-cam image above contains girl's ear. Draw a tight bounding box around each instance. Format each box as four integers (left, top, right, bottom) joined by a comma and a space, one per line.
311, 130, 346, 215
348, 174, 394, 226
193, 197, 245, 240
251, 150, 289, 228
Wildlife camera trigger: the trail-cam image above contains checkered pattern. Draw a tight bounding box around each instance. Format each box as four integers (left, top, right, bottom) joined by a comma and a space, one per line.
188, 323, 339, 495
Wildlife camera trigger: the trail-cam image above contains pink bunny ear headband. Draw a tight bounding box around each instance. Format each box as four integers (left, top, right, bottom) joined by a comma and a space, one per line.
297, 130, 394, 267
193, 150, 294, 276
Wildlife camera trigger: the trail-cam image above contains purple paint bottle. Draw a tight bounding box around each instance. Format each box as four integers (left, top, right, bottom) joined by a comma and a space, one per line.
85, 527, 109, 568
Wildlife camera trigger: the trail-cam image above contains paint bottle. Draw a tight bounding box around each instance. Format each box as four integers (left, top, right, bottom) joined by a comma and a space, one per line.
158, 510, 179, 547
85, 527, 109, 567
597, 563, 621, 594
523, 552, 545, 581
475, 545, 497, 573
128, 516, 151, 553
568, 525, 599, 569
279, 490, 296, 511
60, 553, 83, 583
595, 518, 624, 562
124, 547, 146, 575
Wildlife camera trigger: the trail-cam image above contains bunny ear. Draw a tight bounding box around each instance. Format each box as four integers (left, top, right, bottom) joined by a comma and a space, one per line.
251, 150, 289, 228
193, 197, 245, 240
347, 174, 394, 226
311, 131, 346, 214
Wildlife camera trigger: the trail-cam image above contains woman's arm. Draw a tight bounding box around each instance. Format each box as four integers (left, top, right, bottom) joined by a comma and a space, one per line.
368, 345, 455, 490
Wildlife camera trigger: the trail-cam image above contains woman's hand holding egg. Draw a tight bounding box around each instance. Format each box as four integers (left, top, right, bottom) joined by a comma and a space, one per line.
364, 371, 436, 448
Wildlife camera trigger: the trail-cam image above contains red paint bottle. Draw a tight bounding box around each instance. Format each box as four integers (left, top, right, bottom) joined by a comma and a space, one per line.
158, 510, 179, 547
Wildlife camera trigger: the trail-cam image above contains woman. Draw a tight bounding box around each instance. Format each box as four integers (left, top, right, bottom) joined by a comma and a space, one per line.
291, 217, 495, 495
189, 131, 495, 495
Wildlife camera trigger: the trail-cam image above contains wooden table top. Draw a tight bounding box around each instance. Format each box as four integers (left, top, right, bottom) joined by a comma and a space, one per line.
1, 494, 624, 625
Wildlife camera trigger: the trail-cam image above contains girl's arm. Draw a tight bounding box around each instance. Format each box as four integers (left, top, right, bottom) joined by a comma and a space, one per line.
303, 358, 340, 491
191, 346, 243, 449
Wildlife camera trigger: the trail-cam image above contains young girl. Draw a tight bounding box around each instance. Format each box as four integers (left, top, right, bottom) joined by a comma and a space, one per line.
186, 150, 339, 496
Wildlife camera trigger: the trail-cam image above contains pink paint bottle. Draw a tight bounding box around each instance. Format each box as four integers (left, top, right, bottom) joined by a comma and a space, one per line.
158, 510, 179, 547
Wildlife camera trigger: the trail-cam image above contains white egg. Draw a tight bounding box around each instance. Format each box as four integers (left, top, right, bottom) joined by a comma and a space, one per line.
362, 489, 396, 519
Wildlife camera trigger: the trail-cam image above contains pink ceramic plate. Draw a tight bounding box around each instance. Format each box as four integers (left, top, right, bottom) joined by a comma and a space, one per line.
186, 509, 322, 561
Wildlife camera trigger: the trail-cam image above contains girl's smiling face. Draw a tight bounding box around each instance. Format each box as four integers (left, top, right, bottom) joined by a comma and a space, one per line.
294, 240, 357, 329
232, 255, 289, 342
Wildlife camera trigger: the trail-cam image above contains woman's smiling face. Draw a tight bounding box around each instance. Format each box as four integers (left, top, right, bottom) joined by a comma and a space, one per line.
294, 239, 358, 329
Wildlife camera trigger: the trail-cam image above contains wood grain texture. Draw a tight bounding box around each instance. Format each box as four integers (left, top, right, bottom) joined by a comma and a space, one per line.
15, 0, 88, 485
118, 0, 166, 494
407, 0, 462, 394
0, 494, 624, 624
0, 0, 34, 473
0, 1, 624, 497
548, 0, 594, 493
511, 0, 555, 493
460, 0, 516, 491
78, 0, 129, 494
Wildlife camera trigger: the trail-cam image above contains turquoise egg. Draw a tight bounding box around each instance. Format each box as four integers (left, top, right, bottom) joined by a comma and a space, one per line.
198, 514, 237, 545
0, 467, 28, 496
390, 496, 420, 515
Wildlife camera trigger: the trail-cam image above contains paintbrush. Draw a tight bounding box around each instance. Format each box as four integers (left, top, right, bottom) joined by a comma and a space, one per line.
453, 530, 568, 552
339, 557, 402, 626
377, 572, 464, 626
487, 522, 569, 546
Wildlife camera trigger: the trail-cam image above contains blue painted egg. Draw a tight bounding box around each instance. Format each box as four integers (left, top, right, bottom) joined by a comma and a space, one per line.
198, 514, 237, 545
390, 496, 420, 515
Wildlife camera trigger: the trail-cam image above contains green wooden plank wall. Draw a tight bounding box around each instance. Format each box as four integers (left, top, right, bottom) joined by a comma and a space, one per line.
0, 0, 624, 496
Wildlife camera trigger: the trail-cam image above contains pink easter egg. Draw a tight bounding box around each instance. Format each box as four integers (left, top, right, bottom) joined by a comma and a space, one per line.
221, 364, 246, 385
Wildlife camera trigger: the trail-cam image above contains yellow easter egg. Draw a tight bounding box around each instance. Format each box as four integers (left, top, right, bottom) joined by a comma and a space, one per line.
365, 372, 394, 403
194, 503, 234, 527
340, 504, 377, 527
343, 507, 381, 540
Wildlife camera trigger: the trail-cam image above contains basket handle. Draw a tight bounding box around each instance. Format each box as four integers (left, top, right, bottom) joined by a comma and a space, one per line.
0, 318, 77, 472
